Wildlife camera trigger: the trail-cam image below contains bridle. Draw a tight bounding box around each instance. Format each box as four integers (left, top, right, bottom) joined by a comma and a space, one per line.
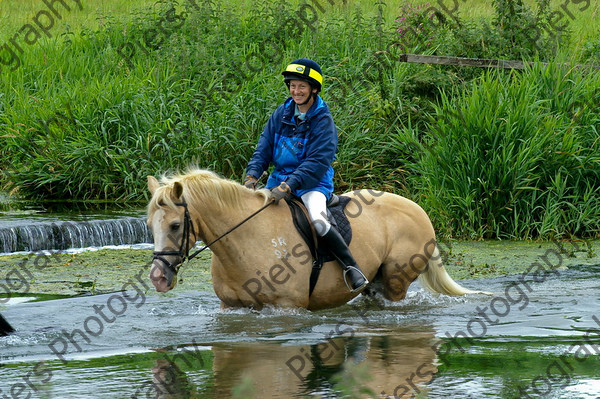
151, 199, 196, 275
152, 197, 274, 275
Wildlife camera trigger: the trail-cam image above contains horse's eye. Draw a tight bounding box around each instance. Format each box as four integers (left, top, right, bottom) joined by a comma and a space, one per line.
170, 222, 181, 231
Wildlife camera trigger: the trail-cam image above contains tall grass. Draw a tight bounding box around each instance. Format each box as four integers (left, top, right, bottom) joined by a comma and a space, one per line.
1, 0, 401, 200
1, 0, 598, 238
416, 63, 600, 239
0, 0, 164, 40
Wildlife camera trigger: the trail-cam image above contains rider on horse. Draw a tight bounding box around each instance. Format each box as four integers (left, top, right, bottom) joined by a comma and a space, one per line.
244, 58, 368, 293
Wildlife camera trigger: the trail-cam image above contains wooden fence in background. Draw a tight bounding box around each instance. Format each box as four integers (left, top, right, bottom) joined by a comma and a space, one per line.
397, 54, 599, 71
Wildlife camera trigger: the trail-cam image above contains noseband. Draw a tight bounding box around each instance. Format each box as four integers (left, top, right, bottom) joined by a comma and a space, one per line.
152, 196, 275, 275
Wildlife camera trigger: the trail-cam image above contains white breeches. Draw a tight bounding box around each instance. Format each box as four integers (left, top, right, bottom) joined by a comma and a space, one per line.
300, 191, 331, 237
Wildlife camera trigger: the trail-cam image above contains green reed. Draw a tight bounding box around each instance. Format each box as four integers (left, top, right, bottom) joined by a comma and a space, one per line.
416, 62, 600, 239
1, 0, 394, 199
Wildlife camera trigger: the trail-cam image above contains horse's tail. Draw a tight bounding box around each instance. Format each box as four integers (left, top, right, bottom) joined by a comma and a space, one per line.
418, 246, 492, 296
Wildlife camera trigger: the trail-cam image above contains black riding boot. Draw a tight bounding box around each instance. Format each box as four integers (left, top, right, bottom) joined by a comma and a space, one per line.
320, 227, 368, 293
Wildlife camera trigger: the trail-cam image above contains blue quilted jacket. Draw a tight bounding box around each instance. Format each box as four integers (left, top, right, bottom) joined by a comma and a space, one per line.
246, 96, 337, 199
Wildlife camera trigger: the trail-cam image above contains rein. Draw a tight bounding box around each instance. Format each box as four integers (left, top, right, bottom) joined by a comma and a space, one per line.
153, 197, 274, 273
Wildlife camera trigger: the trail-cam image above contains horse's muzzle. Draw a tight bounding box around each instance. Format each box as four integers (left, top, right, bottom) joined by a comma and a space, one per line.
149, 259, 179, 292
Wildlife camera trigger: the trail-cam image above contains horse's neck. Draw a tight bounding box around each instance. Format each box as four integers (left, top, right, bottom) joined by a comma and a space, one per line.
192, 192, 266, 251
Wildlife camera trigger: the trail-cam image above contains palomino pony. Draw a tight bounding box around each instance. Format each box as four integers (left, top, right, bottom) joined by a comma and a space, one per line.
147, 169, 484, 310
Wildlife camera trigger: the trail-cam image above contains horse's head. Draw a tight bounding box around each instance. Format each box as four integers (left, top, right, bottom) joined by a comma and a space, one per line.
147, 175, 197, 292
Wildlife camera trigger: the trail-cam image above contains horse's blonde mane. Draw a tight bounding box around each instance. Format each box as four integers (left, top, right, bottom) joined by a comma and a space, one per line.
148, 169, 269, 216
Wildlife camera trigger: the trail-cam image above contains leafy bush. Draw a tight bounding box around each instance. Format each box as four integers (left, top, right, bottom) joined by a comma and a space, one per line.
439, 0, 569, 61
1, 0, 598, 240
394, 2, 449, 52
581, 33, 600, 63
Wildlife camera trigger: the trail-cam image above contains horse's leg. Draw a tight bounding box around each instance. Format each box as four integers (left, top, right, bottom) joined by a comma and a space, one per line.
379, 245, 430, 301
0, 313, 15, 336
211, 257, 248, 308
381, 244, 490, 300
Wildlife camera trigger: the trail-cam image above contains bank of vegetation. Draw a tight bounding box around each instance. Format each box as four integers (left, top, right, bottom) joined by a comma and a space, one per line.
0, 0, 598, 239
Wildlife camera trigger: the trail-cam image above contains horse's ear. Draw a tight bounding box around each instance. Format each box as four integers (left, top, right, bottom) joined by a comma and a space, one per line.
147, 176, 160, 195
173, 181, 184, 200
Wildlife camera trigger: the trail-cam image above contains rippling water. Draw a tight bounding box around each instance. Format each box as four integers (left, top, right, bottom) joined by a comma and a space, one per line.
1, 263, 599, 398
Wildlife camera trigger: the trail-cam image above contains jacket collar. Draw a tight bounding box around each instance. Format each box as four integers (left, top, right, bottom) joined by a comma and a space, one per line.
282, 96, 325, 124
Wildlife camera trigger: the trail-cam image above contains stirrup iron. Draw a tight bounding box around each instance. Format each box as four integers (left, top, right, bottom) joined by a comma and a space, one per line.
343, 266, 369, 293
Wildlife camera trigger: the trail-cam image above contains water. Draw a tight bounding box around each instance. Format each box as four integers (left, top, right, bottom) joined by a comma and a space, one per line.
0, 204, 151, 254
0, 218, 152, 253
1, 262, 599, 398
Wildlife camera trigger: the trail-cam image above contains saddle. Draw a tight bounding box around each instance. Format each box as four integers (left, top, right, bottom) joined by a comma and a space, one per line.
286, 195, 353, 296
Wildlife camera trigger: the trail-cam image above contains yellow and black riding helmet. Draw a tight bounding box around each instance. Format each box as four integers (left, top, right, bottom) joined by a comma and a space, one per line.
282, 59, 323, 104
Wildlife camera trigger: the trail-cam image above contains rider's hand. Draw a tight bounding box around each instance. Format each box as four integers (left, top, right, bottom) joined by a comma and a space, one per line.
244, 175, 258, 190
270, 182, 291, 203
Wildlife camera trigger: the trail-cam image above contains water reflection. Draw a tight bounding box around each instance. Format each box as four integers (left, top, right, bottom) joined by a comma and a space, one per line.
151, 358, 199, 398
146, 328, 438, 398
3, 264, 600, 398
